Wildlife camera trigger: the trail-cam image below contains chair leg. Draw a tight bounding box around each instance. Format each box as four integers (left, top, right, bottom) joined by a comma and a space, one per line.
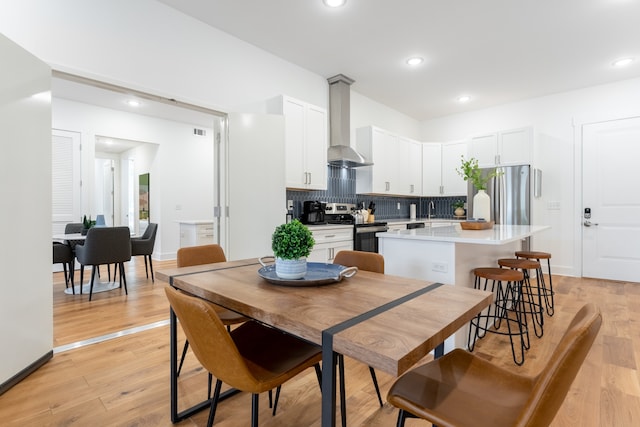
89, 266, 97, 301
120, 263, 128, 295
79, 265, 85, 294
271, 385, 282, 416
251, 393, 259, 427
69, 259, 75, 294
369, 366, 383, 407
62, 263, 69, 288
147, 255, 155, 283
143, 255, 149, 279
177, 340, 190, 376
396, 409, 407, 427
207, 379, 222, 427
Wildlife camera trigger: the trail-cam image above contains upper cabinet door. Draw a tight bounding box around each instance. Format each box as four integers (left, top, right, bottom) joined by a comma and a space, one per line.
422, 143, 443, 196
470, 127, 532, 167
275, 96, 328, 190
470, 133, 498, 167
441, 140, 468, 196
399, 137, 422, 196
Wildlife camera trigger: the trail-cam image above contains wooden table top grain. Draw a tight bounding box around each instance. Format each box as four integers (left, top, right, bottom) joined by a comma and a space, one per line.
158, 259, 493, 377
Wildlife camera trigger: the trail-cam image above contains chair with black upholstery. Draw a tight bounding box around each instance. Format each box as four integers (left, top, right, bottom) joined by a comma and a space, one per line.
333, 250, 385, 417
165, 286, 323, 427
74, 226, 131, 301
130, 223, 158, 282
53, 242, 75, 292
387, 303, 602, 427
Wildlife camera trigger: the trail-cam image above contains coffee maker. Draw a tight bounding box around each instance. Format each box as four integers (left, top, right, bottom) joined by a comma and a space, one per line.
301, 201, 326, 224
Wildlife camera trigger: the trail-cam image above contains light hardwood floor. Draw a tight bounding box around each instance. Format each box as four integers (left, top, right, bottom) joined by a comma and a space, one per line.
0, 258, 638, 426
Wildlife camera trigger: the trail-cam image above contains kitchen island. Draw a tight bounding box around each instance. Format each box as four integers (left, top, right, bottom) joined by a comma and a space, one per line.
377, 223, 550, 350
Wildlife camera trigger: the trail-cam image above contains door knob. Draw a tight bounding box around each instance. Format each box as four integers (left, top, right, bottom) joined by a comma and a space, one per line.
583, 220, 598, 227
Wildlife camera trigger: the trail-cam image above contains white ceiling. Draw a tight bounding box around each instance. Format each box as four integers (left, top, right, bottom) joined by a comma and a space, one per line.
157, 0, 640, 121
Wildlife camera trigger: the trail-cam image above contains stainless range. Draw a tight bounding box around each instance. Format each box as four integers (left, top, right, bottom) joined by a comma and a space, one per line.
324, 203, 388, 253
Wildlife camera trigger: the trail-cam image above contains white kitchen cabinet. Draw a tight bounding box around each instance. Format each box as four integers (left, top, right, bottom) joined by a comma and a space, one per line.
273, 95, 327, 190
179, 221, 214, 247
356, 126, 398, 194
399, 136, 422, 196
307, 226, 353, 263
470, 127, 532, 167
422, 141, 468, 196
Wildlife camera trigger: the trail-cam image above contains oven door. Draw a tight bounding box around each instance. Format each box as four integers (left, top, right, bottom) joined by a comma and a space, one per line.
354, 224, 388, 253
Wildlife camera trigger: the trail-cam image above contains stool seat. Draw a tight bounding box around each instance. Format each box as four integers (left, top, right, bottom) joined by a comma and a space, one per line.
516, 250, 551, 260
473, 267, 524, 282
498, 258, 541, 270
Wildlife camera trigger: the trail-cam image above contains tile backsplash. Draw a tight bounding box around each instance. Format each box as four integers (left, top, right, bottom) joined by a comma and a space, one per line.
286, 166, 466, 220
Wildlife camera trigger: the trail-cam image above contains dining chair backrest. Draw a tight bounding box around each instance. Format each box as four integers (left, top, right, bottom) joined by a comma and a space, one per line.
76, 226, 132, 265
131, 223, 158, 254
333, 250, 384, 274
65, 222, 84, 234
177, 244, 226, 267
522, 303, 602, 426
164, 286, 257, 390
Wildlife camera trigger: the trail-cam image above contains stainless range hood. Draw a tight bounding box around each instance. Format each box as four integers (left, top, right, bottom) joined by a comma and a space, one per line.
327, 74, 372, 168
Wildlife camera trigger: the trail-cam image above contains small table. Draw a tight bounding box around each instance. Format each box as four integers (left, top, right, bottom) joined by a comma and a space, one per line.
157, 260, 493, 427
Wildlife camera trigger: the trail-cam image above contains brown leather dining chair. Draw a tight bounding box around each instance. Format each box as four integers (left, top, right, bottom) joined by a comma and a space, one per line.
165, 286, 322, 427
333, 250, 385, 420
175, 244, 248, 377
387, 303, 602, 427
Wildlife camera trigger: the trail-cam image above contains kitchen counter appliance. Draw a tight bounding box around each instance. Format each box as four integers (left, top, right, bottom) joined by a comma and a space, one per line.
324, 202, 388, 253
301, 200, 326, 225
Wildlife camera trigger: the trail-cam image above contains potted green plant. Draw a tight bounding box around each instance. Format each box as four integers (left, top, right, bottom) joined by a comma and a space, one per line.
271, 219, 315, 279
81, 215, 96, 235
452, 200, 466, 217
456, 156, 502, 220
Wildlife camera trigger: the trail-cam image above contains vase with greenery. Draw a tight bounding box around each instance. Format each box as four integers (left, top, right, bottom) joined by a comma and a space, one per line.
81, 215, 96, 235
456, 156, 502, 220
271, 219, 315, 279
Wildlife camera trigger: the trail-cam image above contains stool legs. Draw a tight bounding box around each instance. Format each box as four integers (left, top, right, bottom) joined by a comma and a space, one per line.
468, 270, 528, 365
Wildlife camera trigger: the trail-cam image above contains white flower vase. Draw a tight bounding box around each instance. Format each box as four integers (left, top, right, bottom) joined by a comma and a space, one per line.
473, 189, 491, 220
275, 257, 307, 279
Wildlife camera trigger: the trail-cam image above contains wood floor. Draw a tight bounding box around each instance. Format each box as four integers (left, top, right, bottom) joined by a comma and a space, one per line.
0, 258, 638, 426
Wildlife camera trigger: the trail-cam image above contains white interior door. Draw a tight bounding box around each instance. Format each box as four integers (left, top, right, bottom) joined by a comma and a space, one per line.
222, 113, 285, 260
582, 116, 640, 282
52, 129, 81, 234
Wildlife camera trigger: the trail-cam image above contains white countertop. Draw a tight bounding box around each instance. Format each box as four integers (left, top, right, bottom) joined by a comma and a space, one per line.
386, 218, 464, 225
377, 224, 549, 245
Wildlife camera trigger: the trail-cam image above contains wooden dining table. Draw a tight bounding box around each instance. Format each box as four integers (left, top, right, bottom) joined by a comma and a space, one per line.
157, 259, 493, 427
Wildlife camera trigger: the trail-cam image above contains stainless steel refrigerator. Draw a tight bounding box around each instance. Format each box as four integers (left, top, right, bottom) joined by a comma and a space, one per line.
467, 164, 531, 249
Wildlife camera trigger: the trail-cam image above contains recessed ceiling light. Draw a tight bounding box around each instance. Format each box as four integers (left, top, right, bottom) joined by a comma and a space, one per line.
323, 0, 346, 7
406, 57, 424, 66
612, 57, 635, 68
457, 95, 471, 103
127, 99, 141, 107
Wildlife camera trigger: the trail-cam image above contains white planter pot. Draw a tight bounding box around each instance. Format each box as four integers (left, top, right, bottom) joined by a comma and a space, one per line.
275, 257, 307, 279
473, 189, 491, 220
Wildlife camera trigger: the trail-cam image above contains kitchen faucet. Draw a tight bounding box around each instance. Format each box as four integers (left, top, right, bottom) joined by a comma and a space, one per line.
428, 201, 435, 220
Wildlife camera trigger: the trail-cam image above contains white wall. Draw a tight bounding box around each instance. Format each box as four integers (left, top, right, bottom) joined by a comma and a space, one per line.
0, 34, 52, 389
53, 98, 214, 259
351, 90, 422, 140
420, 77, 640, 276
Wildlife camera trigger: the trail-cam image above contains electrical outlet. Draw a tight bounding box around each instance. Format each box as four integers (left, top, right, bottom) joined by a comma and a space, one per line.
432, 262, 448, 273
397, 202, 401, 210
287, 200, 294, 210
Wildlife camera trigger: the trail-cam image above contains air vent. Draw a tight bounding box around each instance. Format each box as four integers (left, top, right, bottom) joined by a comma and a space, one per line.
193, 128, 207, 136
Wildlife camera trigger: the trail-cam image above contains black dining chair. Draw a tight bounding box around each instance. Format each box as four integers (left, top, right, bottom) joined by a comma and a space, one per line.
75, 226, 131, 301
53, 242, 75, 292
130, 223, 158, 282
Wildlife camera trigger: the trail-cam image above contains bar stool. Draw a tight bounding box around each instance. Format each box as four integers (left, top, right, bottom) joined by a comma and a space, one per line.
468, 267, 529, 365
516, 250, 554, 316
498, 258, 545, 339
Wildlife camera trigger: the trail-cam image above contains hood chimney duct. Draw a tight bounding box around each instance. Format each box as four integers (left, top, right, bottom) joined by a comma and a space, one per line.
327, 74, 372, 168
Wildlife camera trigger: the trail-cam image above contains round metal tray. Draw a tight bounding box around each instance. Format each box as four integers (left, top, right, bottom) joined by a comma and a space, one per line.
257, 262, 357, 287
